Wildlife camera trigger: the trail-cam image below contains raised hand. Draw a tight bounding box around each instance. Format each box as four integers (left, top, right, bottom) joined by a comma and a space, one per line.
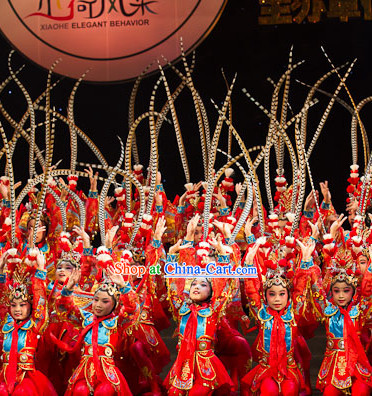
168, 239, 193, 254
319, 181, 331, 204
72, 225, 91, 248
296, 239, 316, 261
105, 225, 119, 249
66, 267, 81, 291
193, 181, 202, 192
105, 196, 115, 210
28, 224, 47, 248
213, 187, 227, 208
235, 182, 242, 197
185, 213, 200, 240
304, 190, 319, 211
107, 266, 125, 288
213, 219, 232, 239
244, 241, 262, 265
178, 191, 187, 207
0, 252, 8, 274
154, 216, 167, 241
36, 249, 46, 271
329, 214, 347, 239
308, 220, 320, 240
85, 166, 98, 192
156, 171, 162, 186
346, 197, 358, 215
245, 216, 258, 237
58, 177, 69, 201
154, 191, 163, 206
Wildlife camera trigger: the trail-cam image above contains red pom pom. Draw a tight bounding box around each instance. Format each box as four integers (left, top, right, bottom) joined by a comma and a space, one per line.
286, 270, 294, 279
339, 259, 346, 267
265, 259, 276, 270
74, 243, 83, 254
355, 269, 362, 277
197, 202, 205, 211
286, 252, 295, 260
346, 268, 353, 276
278, 258, 287, 268
346, 185, 355, 194
60, 240, 70, 252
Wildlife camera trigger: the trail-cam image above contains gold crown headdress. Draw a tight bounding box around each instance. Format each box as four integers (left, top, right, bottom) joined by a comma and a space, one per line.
57, 250, 80, 268
263, 270, 292, 290
9, 283, 30, 302
330, 266, 360, 289
262, 249, 294, 290
6, 248, 39, 303
57, 232, 81, 267
94, 280, 121, 302
129, 247, 145, 264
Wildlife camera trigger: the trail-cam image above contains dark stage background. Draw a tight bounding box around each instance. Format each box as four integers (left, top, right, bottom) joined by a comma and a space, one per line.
1, 0, 372, 219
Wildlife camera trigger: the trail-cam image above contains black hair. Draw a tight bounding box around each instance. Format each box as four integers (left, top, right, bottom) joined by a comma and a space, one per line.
365, 206, 372, 227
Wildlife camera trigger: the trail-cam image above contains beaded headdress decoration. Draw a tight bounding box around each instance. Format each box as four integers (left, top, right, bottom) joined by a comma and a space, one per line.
94, 279, 121, 302
57, 232, 81, 267
6, 248, 39, 302
330, 266, 360, 289
262, 247, 295, 290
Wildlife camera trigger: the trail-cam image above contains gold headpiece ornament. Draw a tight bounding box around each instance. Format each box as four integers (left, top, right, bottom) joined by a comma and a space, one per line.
57, 250, 80, 268
94, 280, 121, 302
263, 272, 291, 290
330, 267, 359, 289
6, 248, 39, 303
130, 247, 145, 264
262, 250, 294, 290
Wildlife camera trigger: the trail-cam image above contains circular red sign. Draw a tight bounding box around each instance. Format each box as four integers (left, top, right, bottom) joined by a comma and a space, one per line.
0, 0, 227, 82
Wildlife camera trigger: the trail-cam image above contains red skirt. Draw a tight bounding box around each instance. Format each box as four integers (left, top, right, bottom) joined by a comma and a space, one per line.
165, 350, 233, 392
242, 361, 305, 394
36, 321, 81, 394
66, 355, 132, 396
317, 349, 372, 391
0, 369, 57, 396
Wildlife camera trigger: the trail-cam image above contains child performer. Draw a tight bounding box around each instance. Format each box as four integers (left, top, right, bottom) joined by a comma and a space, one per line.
241, 240, 307, 396
164, 236, 234, 395
54, 265, 139, 396
0, 248, 57, 395
117, 217, 170, 396
36, 226, 92, 395
296, 239, 372, 395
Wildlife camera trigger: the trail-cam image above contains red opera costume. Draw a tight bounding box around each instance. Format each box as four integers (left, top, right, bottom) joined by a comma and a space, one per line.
54, 280, 139, 395
165, 252, 235, 395
0, 255, 57, 395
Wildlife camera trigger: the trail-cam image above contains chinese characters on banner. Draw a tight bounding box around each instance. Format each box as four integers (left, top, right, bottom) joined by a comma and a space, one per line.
35, 0, 157, 19
258, 0, 372, 24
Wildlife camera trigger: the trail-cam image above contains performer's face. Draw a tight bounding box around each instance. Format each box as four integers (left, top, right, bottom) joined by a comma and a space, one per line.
27, 219, 46, 244
56, 261, 75, 284
190, 278, 211, 303
357, 255, 368, 275
10, 299, 31, 321
92, 291, 115, 317
266, 285, 288, 311
194, 225, 203, 244
331, 281, 354, 308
